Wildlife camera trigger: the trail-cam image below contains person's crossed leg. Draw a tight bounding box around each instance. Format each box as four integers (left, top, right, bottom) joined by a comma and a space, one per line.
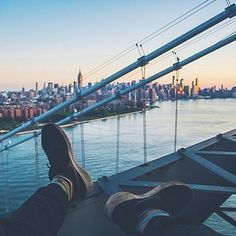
104, 182, 224, 236
0, 123, 93, 236
0, 124, 224, 236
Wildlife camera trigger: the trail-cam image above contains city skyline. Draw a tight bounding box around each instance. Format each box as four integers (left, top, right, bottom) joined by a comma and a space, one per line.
0, 1, 236, 90
1, 75, 236, 93
1, 75, 235, 123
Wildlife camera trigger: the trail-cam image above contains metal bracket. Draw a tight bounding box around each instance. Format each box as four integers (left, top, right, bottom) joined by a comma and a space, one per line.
97, 176, 122, 197
225, 3, 236, 18
137, 56, 148, 67
173, 61, 182, 71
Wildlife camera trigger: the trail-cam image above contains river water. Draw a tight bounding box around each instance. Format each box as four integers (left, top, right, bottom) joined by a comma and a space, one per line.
0, 98, 236, 234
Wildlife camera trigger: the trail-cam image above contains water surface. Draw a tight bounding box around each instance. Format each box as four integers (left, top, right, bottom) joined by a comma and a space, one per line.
0, 98, 236, 234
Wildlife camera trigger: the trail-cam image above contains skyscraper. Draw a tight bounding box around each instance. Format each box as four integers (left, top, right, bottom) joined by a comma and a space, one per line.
78, 69, 83, 89
191, 78, 200, 97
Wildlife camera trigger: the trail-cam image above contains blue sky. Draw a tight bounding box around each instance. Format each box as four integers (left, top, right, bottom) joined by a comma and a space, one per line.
0, 0, 235, 90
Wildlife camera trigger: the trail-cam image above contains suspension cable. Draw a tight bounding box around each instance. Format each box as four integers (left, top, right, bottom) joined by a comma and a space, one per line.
225, 0, 231, 7
116, 115, 120, 174
140, 48, 148, 164
117, 18, 236, 83
172, 51, 181, 153
34, 127, 39, 160
80, 123, 85, 169
83, 0, 216, 79
174, 71, 180, 153
141, 0, 216, 45
141, 18, 236, 75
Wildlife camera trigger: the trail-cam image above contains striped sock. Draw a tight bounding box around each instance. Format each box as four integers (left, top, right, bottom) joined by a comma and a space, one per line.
51, 175, 73, 201
136, 209, 170, 234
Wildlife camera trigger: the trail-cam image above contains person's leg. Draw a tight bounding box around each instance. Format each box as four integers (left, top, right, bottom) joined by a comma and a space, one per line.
0, 124, 93, 236
141, 215, 224, 236
0, 183, 68, 236
104, 182, 192, 235
104, 182, 224, 236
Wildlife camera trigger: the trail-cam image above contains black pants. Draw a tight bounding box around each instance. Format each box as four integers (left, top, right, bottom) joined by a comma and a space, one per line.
144, 216, 224, 236
0, 184, 68, 236
0, 184, 225, 236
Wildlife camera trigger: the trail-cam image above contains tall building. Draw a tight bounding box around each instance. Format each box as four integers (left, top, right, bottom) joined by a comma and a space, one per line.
48, 82, 53, 94
172, 76, 175, 87
48, 82, 53, 89
191, 78, 200, 97
35, 82, 38, 91
180, 78, 184, 89
78, 69, 83, 89
73, 81, 77, 94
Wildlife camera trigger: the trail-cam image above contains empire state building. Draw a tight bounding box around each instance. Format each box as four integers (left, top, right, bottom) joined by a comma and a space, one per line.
78, 69, 83, 89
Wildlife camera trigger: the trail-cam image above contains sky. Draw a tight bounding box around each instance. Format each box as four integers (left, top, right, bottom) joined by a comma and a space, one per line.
0, 0, 235, 91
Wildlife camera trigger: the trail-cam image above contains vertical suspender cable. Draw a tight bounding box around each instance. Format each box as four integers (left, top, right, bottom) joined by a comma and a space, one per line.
116, 115, 120, 174
3, 150, 9, 213
139, 44, 148, 163
81, 123, 85, 169
71, 124, 75, 151
34, 129, 39, 159
174, 70, 180, 152
143, 106, 147, 163
34, 128, 39, 185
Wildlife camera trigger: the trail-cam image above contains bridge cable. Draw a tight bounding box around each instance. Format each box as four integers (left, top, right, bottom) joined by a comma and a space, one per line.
83, 0, 216, 80
80, 123, 86, 169
2, 149, 9, 213
33, 126, 39, 160
116, 114, 120, 174
138, 44, 148, 164
141, 0, 216, 45
172, 51, 181, 152
118, 17, 236, 83
33, 125, 40, 185
225, 0, 231, 7
137, 18, 236, 83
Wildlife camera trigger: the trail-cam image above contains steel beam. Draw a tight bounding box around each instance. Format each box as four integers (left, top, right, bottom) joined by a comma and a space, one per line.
117, 180, 236, 194
215, 210, 236, 227
219, 207, 236, 212
196, 151, 236, 157
179, 149, 236, 185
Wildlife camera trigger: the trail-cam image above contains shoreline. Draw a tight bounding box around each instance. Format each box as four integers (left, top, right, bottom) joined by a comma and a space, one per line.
0, 109, 147, 137
1, 97, 235, 137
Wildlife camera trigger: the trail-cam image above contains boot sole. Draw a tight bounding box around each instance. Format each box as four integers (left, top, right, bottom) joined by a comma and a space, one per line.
104, 181, 192, 219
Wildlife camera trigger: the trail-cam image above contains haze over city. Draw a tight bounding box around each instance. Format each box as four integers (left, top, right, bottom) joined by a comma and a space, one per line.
0, 0, 235, 91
